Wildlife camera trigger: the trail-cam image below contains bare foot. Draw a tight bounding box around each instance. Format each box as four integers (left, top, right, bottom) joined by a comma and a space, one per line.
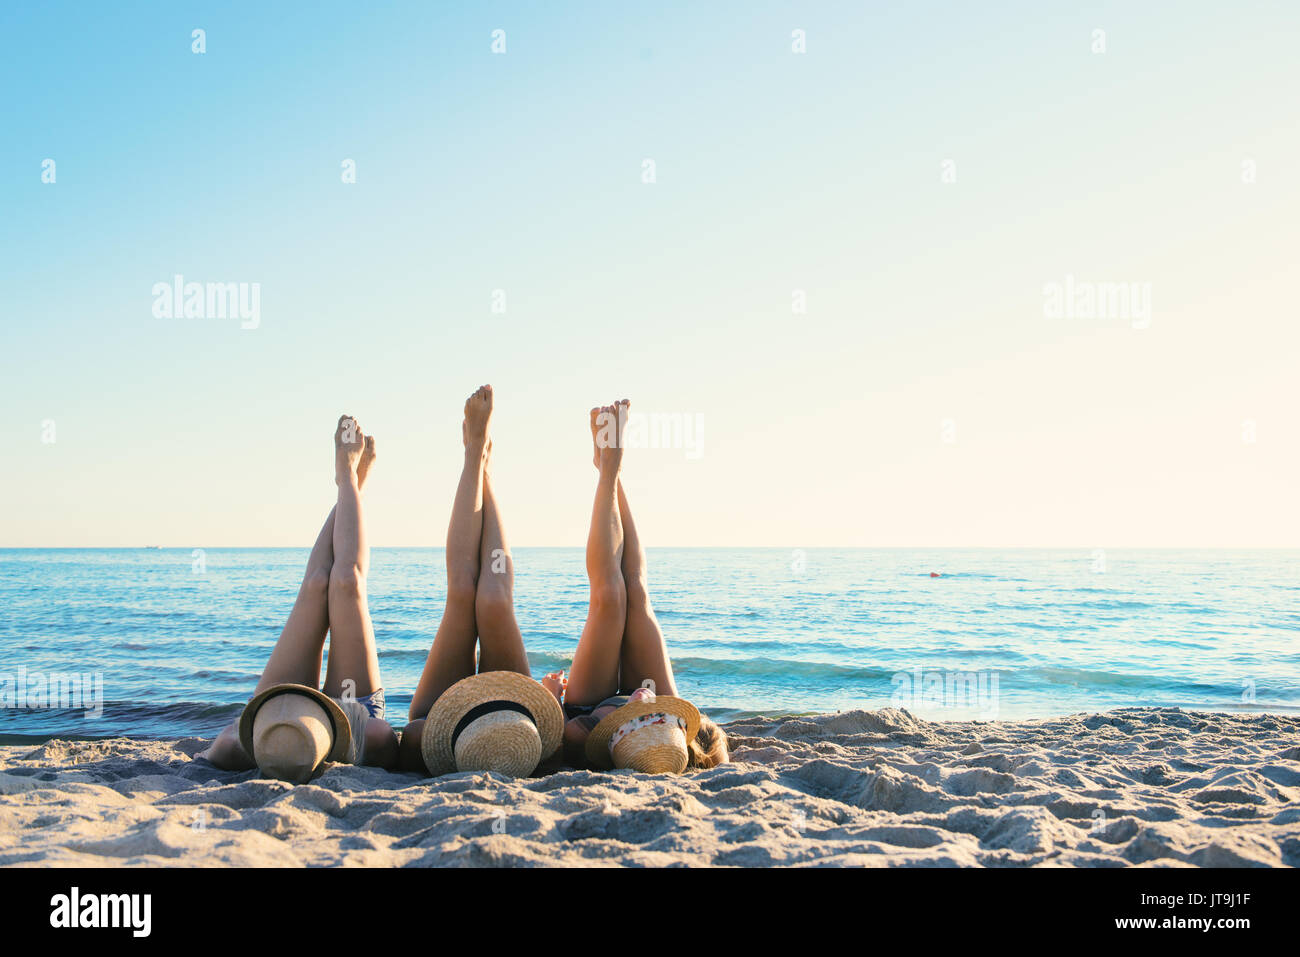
357, 435, 377, 489
464, 385, 493, 452
464, 396, 493, 477
593, 401, 626, 477
615, 398, 629, 453
335, 415, 367, 485
541, 670, 566, 703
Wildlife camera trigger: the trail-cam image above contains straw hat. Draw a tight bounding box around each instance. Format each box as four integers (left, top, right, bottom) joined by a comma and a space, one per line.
421, 671, 563, 777
238, 683, 352, 784
585, 695, 702, 774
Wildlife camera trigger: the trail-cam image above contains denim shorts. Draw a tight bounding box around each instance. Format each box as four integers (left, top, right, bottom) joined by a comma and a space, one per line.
349, 687, 386, 721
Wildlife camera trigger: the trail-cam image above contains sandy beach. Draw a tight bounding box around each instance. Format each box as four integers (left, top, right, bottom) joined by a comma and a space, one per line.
0, 706, 1296, 867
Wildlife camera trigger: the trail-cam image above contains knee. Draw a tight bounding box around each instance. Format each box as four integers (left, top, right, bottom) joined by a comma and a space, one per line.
475, 583, 513, 629
590, 581, 626, 617
445, 577, 477, 608
329, 564, 364, 599
624, 575, 650, 610
303, 565, 332, 601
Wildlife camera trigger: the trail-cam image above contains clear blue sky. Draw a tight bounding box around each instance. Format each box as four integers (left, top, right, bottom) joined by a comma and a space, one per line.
2, 1, 1297, 547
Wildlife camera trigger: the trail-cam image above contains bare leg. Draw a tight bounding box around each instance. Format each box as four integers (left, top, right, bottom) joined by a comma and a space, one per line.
199, 419, 379, 769
255, 513, 334, 692
475, 450, 531, 675
565, 403, 628, 706
323, 422, 381, 699
616, 474, 679, 696
407, 385, 493, 722
323, 422, 398, 769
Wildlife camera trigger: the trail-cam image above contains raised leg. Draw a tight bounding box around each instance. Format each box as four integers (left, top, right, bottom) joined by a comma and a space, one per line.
565, 403, 629, 705
254, 511, 335, 693
475, 452, 531, 675
615, 475, 678, 696
322, 421, 398, 769
323, 420, 381, 699
407, 386, 493, 722
199, 418, 380, 769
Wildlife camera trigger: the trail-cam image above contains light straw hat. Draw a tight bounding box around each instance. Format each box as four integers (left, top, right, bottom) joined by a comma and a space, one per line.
238, 683, 352, 784
421, 671, 563, 777
585, 695, 702, 774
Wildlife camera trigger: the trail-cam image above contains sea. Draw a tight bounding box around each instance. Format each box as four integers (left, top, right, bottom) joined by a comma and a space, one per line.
1, 548, 1297, 740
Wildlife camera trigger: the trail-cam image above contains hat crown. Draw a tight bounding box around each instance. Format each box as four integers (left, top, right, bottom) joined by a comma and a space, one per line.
239, 683, 353, 780
453, 710, 543, 777
421, 671, 563, 778
584, 695, 701, 773
611, 723, 689, 774
251, 700, 333, 784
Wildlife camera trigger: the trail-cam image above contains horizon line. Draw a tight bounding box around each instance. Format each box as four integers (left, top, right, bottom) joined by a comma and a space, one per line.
2, 545, 1299, 551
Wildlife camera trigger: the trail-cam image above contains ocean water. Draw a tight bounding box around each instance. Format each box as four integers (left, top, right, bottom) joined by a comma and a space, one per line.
0, 548, 1297, 740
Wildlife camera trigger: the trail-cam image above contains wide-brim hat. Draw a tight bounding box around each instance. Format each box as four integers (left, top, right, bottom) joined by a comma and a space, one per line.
585, 695, 702, 774
238, 683, 351, 782
421, 671, 563, 777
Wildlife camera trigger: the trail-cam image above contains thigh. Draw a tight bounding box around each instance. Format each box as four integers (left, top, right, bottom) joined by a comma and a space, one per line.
254, 573, 330, 693
322, 574, 381, 698
565, 593, 626, 705
475, 581, 530, 675
407, 593, 478, 720
617, 589, 678, 696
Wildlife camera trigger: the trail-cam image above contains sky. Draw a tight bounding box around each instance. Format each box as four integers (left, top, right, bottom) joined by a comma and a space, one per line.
2, 1, 1297, 547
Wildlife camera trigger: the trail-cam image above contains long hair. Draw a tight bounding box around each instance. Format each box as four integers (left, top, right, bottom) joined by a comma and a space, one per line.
687, 715, 729, 769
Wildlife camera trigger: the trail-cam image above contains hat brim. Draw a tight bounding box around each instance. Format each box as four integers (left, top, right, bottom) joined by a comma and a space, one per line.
238, 683, 351, 771
421, 671, 564, 776
584, 695, 702, 771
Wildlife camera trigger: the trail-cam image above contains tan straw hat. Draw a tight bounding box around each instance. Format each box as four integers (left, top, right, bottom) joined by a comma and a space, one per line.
585, 695, 701, 774
238, 683, 352, 784
421, 671, 563, 777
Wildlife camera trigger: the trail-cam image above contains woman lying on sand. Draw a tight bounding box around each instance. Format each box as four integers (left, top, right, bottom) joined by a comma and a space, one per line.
543, 400, 729, 772
396, 385, 563, 776
200, 394, 719, 780
198, 415, 400, 779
